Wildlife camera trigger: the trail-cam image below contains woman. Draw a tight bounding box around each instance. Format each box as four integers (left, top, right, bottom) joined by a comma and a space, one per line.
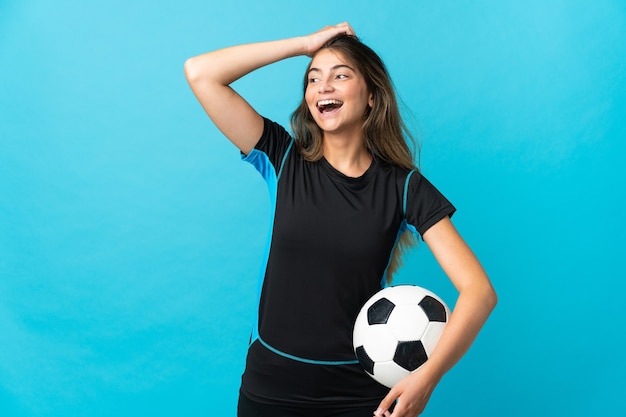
184, 22, 497, 417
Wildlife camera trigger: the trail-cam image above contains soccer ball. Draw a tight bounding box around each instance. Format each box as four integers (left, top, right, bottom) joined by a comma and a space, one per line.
353, 285, 450, 388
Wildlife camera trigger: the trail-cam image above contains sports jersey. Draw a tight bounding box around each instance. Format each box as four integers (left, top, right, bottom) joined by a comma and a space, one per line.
239, 118, 456, 408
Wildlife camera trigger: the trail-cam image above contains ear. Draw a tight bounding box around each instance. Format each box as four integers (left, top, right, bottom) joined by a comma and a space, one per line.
368, 93, 374, 108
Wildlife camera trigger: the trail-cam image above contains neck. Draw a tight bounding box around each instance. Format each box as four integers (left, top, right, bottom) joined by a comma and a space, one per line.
322, 131, 372, 177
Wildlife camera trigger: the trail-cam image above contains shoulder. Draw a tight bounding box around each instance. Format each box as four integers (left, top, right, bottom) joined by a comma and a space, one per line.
404, 169, 456, 236
242, 117, 297, 179
374, 157, 417, 187
251, 117, 295, 155
259, 117, 292, 143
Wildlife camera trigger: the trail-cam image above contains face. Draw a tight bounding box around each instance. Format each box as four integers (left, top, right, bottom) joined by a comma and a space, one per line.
305, 49, 373, 137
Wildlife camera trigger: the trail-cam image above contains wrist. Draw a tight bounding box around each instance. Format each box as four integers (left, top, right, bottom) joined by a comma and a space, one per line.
417, 361, 445, 385
291, 35, 313, 57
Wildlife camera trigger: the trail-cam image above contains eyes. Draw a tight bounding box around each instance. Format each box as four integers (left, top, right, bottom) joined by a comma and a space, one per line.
308, 73, 350, 84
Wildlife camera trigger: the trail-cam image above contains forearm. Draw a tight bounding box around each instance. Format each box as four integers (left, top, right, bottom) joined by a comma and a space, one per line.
184, 37, 308, 86
418, 218, 497, 382
420, 281, 497, 383
182, 22, 354, 156
183, 36, 311, 152
374, 277, 496, 417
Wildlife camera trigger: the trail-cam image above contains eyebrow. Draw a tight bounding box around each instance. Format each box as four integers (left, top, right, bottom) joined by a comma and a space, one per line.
307, 64, 355, 75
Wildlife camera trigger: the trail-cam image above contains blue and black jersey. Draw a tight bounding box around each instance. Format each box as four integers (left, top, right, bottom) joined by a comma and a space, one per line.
239, 118, 455, 407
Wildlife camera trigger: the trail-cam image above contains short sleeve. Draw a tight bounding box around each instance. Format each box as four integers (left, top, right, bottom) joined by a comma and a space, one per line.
241, 118, 294, 178
405, 172, 456, 237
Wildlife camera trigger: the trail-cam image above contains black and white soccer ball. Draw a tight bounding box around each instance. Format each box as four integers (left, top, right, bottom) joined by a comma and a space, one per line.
353, 285, 450, 388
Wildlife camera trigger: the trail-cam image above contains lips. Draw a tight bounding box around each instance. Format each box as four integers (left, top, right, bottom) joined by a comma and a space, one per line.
316, 99, 344, 113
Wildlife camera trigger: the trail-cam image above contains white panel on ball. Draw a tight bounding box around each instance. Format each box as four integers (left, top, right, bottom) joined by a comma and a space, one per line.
360, 324, 397, 362
421, 321, 447, 356
386, 304, 429, 341
373, 361, 410, 388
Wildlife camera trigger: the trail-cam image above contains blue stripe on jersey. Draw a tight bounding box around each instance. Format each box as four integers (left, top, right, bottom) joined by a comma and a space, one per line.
241, 140, 294, 346
242, 148, 278, 344
243, 149, 276, 194
404, 171, 420, 235
380, 170, 418, 286
277, 139, 294, 181
258, 336, 360, 366
403, 170, 416, 216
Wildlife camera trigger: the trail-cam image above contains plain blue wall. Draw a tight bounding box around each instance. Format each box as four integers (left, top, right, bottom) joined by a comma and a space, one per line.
1, 1, 624, 416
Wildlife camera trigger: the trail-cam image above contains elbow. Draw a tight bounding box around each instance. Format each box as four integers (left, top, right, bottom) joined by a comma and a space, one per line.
184, 56, 210, 86
459, 274, 498, 312
184, 57, 199, 84
465, 279, 498, 313
184, 56, 221, 89
485, 284, 498, 312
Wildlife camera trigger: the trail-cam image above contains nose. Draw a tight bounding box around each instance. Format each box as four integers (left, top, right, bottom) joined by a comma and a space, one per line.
318, 78, 334, 93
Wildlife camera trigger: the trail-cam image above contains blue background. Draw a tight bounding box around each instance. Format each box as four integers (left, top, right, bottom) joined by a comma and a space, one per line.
1, 1, 624, 416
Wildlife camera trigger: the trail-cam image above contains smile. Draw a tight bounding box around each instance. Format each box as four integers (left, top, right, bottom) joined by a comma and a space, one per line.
316, 99, 344, 113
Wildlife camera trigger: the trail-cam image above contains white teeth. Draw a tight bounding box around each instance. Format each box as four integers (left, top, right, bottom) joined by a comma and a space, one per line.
317, 99, 343, 106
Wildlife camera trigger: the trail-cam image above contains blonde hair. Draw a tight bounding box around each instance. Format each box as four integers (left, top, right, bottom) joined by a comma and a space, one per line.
290, 35, 419, 283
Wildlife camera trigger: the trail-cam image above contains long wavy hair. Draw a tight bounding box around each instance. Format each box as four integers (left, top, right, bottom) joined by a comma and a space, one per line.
290, 35, 420, 283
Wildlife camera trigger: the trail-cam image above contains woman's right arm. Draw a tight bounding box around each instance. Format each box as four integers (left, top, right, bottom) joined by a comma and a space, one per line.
183, 23, 354, 154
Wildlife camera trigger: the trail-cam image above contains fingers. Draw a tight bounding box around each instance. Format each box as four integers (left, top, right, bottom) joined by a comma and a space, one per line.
373, 389, 397, 416
335, 21, 355, 35
317, 22, 355, 41
304, 22, 356, 56
330, 21, 355, 37
381, 409, 392, 417
373, 406, 393, 417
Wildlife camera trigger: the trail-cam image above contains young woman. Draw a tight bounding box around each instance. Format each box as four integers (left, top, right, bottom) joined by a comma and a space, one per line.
184, 22, 497, 417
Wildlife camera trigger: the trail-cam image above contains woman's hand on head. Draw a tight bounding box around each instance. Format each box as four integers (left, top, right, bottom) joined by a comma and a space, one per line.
303, 22, 355, 56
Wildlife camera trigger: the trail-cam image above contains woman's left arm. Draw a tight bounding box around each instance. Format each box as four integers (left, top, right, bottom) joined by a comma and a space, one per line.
375, 216, 498, 417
